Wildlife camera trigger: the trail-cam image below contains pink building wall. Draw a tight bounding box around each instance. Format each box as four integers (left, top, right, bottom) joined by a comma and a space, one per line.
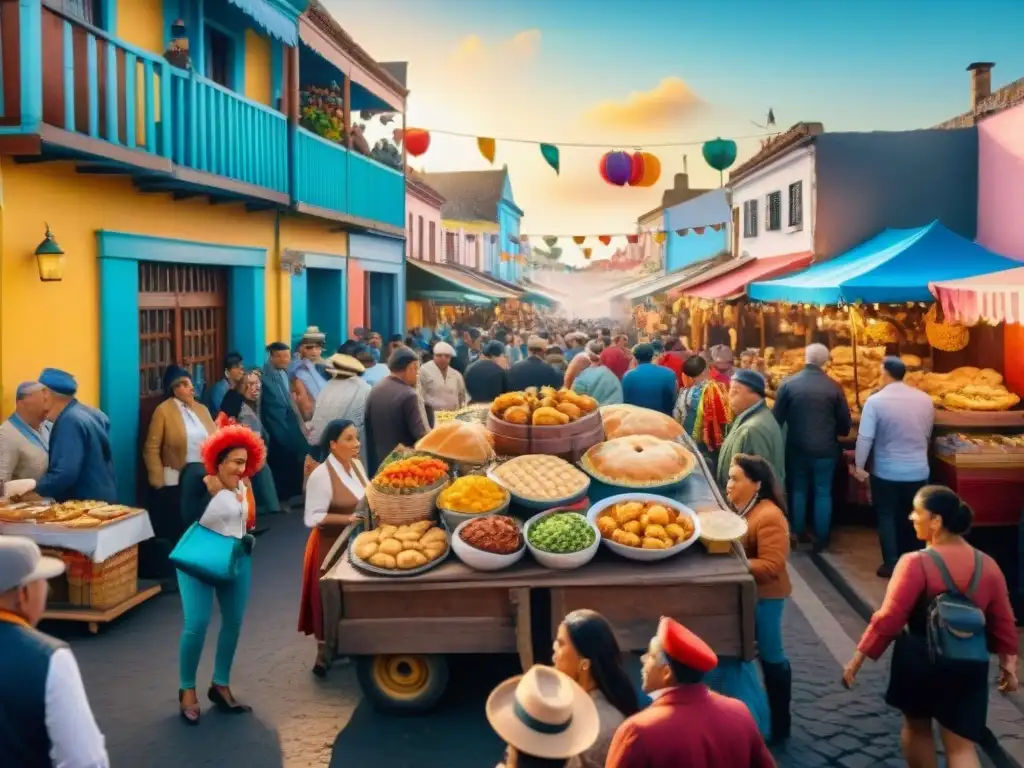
406, 191, 444, 262
977, 102, 1024, 260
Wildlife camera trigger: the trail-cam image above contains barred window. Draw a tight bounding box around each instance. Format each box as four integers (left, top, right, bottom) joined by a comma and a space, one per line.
766, 192, 782, 231
743, 200, 758, 238
788, 181, 804, 227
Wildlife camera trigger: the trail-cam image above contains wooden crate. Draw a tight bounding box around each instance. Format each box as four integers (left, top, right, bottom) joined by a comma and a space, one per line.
63, 546, 139, 610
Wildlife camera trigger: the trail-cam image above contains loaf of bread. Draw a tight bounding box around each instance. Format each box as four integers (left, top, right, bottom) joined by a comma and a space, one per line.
600, 404, 684, 441
415, 421, 495, 464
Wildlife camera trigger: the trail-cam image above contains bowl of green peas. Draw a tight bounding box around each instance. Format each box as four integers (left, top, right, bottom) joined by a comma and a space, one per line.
524, 509, 601, 570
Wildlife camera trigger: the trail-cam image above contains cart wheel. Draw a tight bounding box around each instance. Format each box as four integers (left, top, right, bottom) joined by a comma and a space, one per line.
356, 654, 449, 712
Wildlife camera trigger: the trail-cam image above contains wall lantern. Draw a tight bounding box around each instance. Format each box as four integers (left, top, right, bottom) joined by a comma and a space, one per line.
34, 224, 66, 282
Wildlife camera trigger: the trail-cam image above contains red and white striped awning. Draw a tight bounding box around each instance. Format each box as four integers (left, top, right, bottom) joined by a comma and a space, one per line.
930, 266, 1024, 326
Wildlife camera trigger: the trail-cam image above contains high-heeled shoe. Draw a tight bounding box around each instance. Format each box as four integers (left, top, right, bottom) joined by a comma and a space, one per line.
207, 685, 252, 713
178, 689, 201, 725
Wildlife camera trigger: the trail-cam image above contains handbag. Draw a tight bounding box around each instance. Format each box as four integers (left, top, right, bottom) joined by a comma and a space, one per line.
170, 521, 245, 585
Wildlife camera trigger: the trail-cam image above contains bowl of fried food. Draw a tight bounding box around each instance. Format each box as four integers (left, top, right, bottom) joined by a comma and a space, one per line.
587, 494, 700, 562
451, 515, 526, 571
349, 520, 450, 576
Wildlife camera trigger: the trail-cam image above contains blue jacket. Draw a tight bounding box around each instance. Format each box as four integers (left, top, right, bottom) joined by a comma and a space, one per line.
622, 363, 678, 416
36, 400, 117, 503
260, 361, 309, 456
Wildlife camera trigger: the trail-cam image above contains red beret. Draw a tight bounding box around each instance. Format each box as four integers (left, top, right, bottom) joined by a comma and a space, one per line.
657, 617, 718, 673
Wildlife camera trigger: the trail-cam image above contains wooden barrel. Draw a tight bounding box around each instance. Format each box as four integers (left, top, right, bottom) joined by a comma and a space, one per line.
486, 410, 605, 462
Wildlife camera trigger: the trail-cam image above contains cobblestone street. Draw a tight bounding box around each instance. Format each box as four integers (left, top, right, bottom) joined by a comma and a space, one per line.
49, 513, 1018, 768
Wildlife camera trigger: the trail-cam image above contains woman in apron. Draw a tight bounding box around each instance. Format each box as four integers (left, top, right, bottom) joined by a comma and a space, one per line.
298, 418, 368, 677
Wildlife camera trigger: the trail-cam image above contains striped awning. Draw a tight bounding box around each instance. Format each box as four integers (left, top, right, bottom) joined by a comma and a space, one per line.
227, 0, 308, 45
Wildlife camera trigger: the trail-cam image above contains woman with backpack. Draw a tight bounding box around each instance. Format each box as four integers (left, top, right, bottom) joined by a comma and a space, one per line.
842, 485, 1018, 768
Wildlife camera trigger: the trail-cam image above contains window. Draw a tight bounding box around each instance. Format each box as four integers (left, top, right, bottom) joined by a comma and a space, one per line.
429, 221, 437, 262
742, 200, 758, 238
445, 232, 456, 263
788, 181, 803, 227
407, 214, 414, 258
766, 191, 782, 232
205, 26, 234, 89
60, 0, 104, 27
417, 216, 424, 260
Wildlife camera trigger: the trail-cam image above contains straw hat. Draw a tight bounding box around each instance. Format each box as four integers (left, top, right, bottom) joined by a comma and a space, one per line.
486, 665, 599, 760
323, 353, 365, 379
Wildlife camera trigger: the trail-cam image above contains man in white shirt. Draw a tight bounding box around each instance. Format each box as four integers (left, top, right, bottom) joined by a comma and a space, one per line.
0, 537, 109, 768
418, 341, 468, 412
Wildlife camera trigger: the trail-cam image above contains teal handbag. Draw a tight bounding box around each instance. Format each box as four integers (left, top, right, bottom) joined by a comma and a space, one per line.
170, 522, 245, 584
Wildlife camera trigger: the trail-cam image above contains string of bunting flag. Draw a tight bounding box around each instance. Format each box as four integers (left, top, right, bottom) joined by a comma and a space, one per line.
519, 224, 728, 247
398, 126, 751, 183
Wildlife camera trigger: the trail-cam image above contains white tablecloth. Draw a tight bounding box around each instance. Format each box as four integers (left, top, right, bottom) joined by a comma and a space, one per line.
0, 511, 155, 562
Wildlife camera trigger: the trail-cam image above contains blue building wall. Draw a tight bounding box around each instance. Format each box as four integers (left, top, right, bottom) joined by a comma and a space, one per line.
664, 189, 731, 273
813, 128, 979, 261
497, 175, 524, 283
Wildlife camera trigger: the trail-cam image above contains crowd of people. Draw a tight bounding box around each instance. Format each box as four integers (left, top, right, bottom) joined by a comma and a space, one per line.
0, 313, 1018, 768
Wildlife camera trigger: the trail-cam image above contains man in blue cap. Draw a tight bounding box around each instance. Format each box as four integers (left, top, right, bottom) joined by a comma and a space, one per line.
716, 368, 785, 490
3, 369, 117, 503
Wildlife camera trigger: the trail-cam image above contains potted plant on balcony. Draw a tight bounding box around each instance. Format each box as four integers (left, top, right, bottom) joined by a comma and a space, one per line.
371, 138, 402, 170
300, 83, 347, 144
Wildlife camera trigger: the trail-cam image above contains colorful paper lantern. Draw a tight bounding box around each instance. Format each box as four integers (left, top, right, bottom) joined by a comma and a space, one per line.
404, 128, 431, 157
628, 152, 661, 188
702, 138, 737, 172
599, 151, 632, 186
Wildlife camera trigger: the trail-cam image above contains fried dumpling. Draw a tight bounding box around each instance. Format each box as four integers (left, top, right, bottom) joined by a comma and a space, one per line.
369, 552, 397, 569
420, 528, 447, 545
354, 541, 378, 560
642, 537, 669, 550
397, 550, 428, 569
378, 538, 402, 556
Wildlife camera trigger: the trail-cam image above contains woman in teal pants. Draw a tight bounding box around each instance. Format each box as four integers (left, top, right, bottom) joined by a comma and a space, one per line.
176, 424, 265, 725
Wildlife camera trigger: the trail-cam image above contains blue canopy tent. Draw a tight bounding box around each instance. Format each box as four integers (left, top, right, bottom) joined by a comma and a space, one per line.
748, 221, 1021, 305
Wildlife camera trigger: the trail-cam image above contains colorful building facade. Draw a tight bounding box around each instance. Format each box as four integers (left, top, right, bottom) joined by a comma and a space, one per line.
0, 0, 407, 502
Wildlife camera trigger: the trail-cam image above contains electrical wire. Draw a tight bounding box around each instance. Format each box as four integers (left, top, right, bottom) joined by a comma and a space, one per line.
413, 126, 777, 149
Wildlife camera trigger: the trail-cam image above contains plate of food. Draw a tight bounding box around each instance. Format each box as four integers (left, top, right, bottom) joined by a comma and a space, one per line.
523, 509, 600, 570
579, 435, 696, 490
451, 515, 525, 571
587, 494, 701, 562
488, 454, 590, 509
697, 509, 748, 554
348, 520, 451, 577
436, 475, 511, 528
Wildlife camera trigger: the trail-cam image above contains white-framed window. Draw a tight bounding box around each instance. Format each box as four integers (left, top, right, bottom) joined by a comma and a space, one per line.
788, 181, 803, 227
742, 199, 758, 238
766, 191, 782, 232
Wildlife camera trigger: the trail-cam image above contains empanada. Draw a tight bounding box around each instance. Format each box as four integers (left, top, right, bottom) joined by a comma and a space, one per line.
354, 541, 378, 560
378, 538, 402, 556
402, 539, 424, 551
378, 525, 398, 539
642, 537, 668, 550
420, 528, 447, 544
397, 550, 428, 569
410, 520, 432, 533
422, 545, 446, 561
395, 530, 421, 542
354, 531, 379, 547
369, 552, 397, 569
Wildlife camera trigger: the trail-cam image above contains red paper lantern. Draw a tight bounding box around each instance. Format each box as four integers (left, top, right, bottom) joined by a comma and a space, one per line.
403, 128, 431, 157
627, 152, 661, 187
599, 151, 632, 186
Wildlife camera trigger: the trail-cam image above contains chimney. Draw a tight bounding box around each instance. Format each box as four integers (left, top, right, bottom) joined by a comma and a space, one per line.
967, 62, 995, 112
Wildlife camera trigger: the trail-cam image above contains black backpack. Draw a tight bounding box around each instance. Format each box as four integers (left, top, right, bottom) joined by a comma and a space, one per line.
924, 549, 989, 666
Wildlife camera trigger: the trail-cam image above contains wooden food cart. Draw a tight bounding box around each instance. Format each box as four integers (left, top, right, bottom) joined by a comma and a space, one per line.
322, 442, 756, 712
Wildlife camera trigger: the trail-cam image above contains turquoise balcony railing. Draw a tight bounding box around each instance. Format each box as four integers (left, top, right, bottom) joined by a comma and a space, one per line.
169, 70, 289, 195
294, 127, 405, 229
294, 127, 348, 212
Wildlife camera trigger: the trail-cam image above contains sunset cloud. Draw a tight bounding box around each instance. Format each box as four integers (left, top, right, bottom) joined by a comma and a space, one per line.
451, 29, 542, 64
585, 77, 703, 131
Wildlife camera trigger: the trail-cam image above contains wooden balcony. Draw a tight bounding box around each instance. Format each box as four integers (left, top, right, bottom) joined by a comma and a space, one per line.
293, 126, 404, 236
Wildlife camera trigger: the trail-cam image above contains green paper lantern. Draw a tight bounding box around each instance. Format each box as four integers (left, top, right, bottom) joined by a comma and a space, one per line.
702, 138, 737, 172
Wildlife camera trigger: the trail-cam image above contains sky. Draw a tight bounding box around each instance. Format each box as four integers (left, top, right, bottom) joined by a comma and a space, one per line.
326, 0, 1024, 264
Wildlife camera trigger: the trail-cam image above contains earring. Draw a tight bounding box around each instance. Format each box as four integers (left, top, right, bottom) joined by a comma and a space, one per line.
580, 660, 590, 673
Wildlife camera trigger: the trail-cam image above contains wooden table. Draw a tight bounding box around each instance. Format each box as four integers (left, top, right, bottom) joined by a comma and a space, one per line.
322, 434, 756, 711
42, 582, 162, 634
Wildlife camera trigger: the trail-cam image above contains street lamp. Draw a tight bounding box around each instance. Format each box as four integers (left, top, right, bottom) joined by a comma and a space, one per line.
34, 224, 66, 282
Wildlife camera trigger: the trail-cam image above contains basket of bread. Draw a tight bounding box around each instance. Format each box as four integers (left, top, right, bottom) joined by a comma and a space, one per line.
486, 387, 604, 461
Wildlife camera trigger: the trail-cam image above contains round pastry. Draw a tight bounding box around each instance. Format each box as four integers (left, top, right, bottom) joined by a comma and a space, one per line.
415, 420, 494, 464
493, 454, 588, 502
600, 404, 685, 441
582, 435, 696, 487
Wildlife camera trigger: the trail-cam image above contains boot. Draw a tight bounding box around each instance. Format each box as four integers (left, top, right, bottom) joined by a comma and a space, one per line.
761, 660, 791, 744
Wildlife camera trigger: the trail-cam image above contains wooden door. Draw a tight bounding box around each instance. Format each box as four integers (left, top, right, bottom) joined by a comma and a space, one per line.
137, 263, 227, 471
731, 206, 740, 257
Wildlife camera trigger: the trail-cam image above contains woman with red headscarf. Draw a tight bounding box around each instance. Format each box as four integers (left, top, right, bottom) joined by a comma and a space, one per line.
600, 345, 630, 381
175, 424, 265, 725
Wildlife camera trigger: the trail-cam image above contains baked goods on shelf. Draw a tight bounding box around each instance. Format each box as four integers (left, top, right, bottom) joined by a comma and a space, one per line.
415, 421, 494, 464
490, 388, 598, 425
600, 404, 685, 441
492, 454, 589, 502
935, 433, 1024, 456
351, 521, 448, 571
437, 476, 507, 514
581, 435, 696, 487
943, 386, 1021, 412
372, 456, 449, 493
595, 500, 695, 549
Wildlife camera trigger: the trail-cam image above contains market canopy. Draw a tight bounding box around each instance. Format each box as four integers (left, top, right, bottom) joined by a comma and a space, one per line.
930, 266, 1024, 326
679, 252, 812, 301
407, 260, 518, 305
748, 221, 1021, 305
615, 258, 723, 304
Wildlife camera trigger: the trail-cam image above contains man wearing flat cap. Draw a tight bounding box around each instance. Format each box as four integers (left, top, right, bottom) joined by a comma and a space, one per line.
606, 618, 774, 768
3, 369, 117, 503
716, 369, 785, 491
308, 354, 370, 461
419, 341, 467, 413
0, 382, 52, 484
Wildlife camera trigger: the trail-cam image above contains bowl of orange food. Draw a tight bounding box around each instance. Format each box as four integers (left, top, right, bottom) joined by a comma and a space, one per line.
586, 494, 701, 562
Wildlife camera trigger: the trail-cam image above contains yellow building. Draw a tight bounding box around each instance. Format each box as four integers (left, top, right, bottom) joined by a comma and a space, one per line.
0, 0, 407, 501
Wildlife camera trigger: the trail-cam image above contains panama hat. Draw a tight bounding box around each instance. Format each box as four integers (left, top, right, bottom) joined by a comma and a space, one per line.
486, 665, 599, 760
323, 353, 365, 379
